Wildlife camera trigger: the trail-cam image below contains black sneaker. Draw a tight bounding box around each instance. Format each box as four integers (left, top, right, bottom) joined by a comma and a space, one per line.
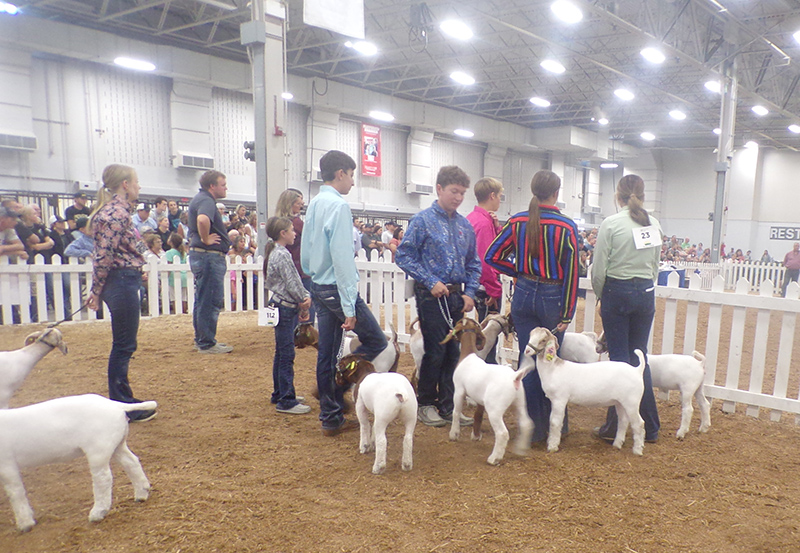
128, 409, 157, 423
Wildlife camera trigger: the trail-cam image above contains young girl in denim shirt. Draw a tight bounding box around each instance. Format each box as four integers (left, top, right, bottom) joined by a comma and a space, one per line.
264, 217, 312, 414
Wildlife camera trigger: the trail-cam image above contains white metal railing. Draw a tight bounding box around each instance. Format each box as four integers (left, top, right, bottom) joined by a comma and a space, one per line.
4, 254, 800, 424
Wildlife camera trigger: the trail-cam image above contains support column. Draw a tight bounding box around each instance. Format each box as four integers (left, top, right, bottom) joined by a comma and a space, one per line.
712, 55, 738, 263
241, 0, 287, 257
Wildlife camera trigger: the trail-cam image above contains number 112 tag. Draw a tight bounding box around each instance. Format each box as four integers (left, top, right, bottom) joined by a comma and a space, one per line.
632, 225, 659, 250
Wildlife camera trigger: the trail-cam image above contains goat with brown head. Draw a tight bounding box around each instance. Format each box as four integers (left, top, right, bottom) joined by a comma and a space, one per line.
336, 354, 376, 403
294, 323, 319, 350
440, 318, 486, 358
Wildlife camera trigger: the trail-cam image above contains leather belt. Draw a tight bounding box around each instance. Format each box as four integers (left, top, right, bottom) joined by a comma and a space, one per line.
520, 273, 563, 286
189, 247, 226, 256
415, 282, 463, 295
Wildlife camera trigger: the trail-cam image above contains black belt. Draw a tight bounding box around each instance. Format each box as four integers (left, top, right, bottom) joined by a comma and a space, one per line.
189, 247, 226, 256
606, 277, 653, 285
415, 282, 463, 295
520, 273, 563, 286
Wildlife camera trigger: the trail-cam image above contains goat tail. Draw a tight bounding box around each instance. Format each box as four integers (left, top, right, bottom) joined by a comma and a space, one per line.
388, 322, 397, 343
395, 392, 407, 404
118, 400, 158, 412
692, 351, 706, 365
633, 349, 646, 374
512, 360, 536, 390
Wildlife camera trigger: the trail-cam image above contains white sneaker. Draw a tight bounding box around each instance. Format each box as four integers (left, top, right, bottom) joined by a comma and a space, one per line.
277, 403, 312, 415
198, 343, 233, 354
417, 405, 447, 427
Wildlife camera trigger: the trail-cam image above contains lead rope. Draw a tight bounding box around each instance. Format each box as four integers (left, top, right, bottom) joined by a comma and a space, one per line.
336, 327, 347, 362
438, 295, 454, 330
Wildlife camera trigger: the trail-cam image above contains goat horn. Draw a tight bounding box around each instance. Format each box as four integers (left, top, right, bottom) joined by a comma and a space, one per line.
439, 329, 456, 344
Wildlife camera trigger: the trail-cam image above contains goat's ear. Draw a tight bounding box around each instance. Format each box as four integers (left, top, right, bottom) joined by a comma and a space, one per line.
524, 345, 536, 357
24, 332, 41, 346
476, 332, 486, 351
58, 342, 68, 355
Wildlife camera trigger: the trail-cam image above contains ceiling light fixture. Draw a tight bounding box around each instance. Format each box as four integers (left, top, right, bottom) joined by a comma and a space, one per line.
454, 129, 474, 138
794, 30, 800, 45
440, 20, 473, 40
600, 162, 619, 169
614, 88, 635, 101
369, 110, 394, 122
0, 2, 19, 15
640, 132, 656, 141
744, 140, 758, 149
344, 40, 378, 56
529, 97, 551, 108
704, 80, 721, 93
640, 47, 666, 64
550, 0, 583, 24
540, 59, 566, 74
669, 109, 687, 121
450, 71, 476, 85
789, 124, 800, 134
195, 0, 237, 11
751, 105, 769, 116
113, 56, 156, 72
281, 92, 293, 100
597, 117, 609, 125
713, 128, 722, 135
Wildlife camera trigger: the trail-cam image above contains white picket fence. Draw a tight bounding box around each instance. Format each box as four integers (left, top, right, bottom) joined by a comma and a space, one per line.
668, 259, 786, 292
3, 254, 800, 424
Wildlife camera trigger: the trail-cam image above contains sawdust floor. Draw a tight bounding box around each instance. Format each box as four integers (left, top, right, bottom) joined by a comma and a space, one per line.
0, 310, 799, 552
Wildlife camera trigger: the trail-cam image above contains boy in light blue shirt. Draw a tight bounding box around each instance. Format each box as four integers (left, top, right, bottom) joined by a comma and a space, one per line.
301, 150, 387, 436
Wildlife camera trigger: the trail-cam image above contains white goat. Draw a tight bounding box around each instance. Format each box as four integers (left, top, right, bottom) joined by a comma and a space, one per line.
525, 327, 646, 456
595, 334, 711, 439
649, 352, 711, 439
344, 323, 400, 373
560, 331, 601, 364
443, 318, 534, 466
336, 354, 417, 474
409, 313, 511, 390
0, 394, 154, 532
0, 328, 68, 409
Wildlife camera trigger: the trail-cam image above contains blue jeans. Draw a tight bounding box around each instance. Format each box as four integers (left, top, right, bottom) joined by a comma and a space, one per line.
311, 283, 387, 430
100, 269, 142, 403
512, 278, 568, 443
190, 251, 227, 349
270, 304, 301, 410
415, 288, 464, 417
598, 278, 660, 441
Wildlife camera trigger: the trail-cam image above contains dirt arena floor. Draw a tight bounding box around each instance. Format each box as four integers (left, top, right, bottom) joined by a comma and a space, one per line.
1, 304, 799, 552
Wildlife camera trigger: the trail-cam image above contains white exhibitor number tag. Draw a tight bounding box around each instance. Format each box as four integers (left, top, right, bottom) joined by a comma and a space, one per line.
258, 306, 280, 327
632, 225, 659, 250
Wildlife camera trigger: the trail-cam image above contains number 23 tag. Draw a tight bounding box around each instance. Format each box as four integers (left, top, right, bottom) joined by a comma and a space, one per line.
632, 225, 659, 250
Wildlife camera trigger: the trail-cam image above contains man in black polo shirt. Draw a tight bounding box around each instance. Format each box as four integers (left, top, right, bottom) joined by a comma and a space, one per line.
65, 192, 91, 231
188, 170, 232, 354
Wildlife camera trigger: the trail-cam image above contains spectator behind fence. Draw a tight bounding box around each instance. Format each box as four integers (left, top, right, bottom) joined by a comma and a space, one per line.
301, 150, 388, 437
132, 203, 157, 235
467, 176, 504, 364
387, 226, 404, 263
396, 165, 481, 429
165, 232, 188, 312
188, 171, 233, 354
85, 164, 155, 423
64, 216, 94, 259
16, 204, 54, 264
155, 215, 171, 248
264, 216, 312, 415
64, 192, 91, 231
781, 242, 800, 297
485, 169, 579, 443
167, 200, 182, 232
760, 250, 773, 263
591, 174, 661, 445
381, 221, 397, 245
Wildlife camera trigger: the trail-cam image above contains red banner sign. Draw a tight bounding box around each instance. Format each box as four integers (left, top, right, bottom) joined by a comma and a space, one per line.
361, 124, 381, 177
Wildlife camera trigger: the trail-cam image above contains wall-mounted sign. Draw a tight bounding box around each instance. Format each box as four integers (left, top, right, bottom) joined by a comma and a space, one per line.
362, 124, 381, 177
770, 227, 800, 240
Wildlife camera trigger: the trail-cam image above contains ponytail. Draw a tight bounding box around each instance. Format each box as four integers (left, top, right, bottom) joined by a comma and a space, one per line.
616, 174, 651, 227
262, 216, 293, 277
89, 164, 137, 232
525, 170, 561, 259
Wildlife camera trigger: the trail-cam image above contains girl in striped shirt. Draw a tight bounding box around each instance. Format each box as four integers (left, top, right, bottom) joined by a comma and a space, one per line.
486, 170, 579, 444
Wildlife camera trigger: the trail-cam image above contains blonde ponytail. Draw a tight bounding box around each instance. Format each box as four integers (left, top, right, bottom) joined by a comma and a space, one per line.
89, 164, 137, 231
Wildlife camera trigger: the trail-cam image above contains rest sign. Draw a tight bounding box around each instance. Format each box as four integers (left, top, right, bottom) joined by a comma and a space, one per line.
632, 225, 659, 250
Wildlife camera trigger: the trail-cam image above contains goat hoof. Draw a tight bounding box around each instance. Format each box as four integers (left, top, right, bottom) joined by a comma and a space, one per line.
401, 462, 412, 472
486, 457, 501, 466
471, 432, 482, 441
17, 521, 35, 533
633, 447, 644, 456
546, 446, 559, 453
88, 509, 108, 523
448, 432, 459, 441
371, 465, 386, 475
